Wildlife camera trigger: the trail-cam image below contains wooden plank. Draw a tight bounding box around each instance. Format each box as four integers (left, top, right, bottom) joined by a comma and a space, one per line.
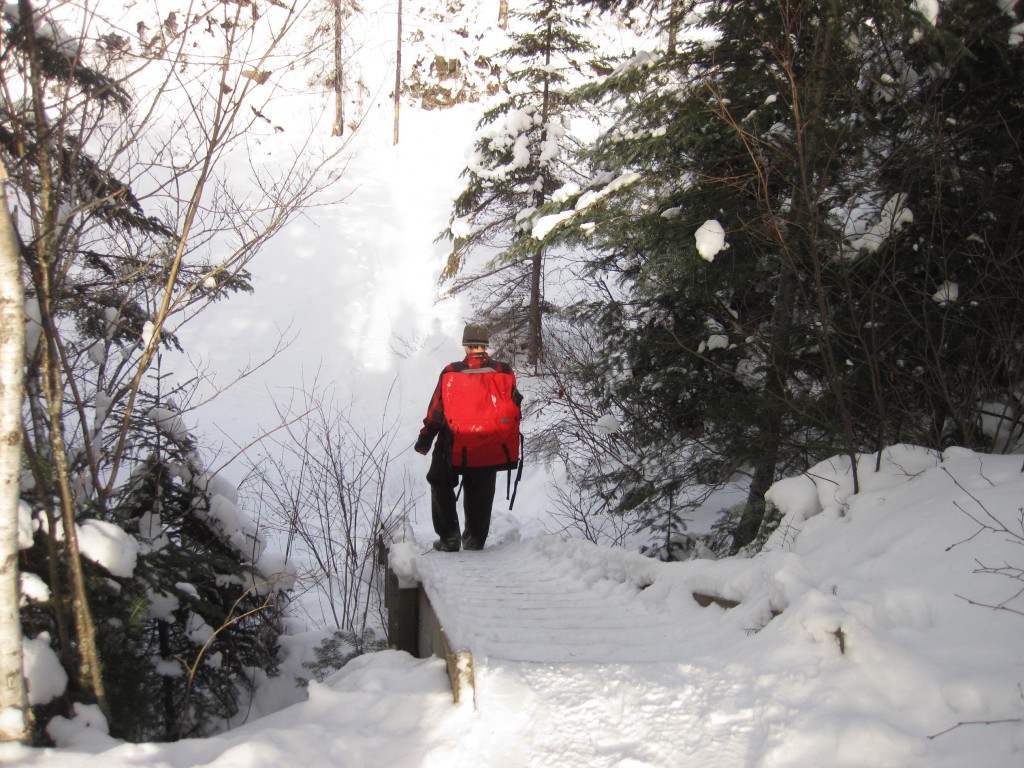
384, 566, 419, 656
418, 588, 475, 706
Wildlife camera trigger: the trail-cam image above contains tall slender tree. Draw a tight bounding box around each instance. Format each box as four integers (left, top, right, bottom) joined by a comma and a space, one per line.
439, 0, 607, 367
0, 164, 27, 744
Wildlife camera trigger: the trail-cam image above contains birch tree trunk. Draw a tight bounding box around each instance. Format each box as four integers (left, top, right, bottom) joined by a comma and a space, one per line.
0, 166, 27, 743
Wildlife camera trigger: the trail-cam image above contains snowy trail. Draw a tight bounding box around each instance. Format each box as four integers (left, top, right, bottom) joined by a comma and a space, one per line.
412, 539, 766, 767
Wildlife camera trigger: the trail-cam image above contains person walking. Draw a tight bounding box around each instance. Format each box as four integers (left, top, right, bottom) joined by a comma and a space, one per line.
414, 323, 522, 552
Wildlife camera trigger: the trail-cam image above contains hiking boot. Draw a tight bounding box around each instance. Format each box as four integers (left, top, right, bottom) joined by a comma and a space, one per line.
461, 536, 485, 551
432, 538, 460, 553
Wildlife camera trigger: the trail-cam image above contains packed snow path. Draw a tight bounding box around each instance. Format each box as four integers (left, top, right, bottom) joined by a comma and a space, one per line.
409, 538, 765, 767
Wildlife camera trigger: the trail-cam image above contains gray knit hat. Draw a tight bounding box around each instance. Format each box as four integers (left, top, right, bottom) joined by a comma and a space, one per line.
462, 323, 489, 346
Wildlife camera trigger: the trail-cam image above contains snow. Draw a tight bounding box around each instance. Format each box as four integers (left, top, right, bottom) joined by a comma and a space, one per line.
146, 407, 188, 441
932, 280, 960, 305
844, 193, 914, 254
145, 588, 179, 622
17, 500, 33, 549
6, 2, 1024, 767
695, 219, 727, 261
18, 572, 49, 606
76, 519, 139, 578
532, 171, 642, 239
22, 633, 66, 706
8, 439, 1024, 765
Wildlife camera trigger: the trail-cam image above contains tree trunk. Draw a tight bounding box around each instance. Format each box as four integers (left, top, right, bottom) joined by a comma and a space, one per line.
525, 13, 555, 369
733, 261, 799, 552
18, 0, 108, 713
527, 244, 543, 368
0, 168, 27, 743
393, 0, 402, 146
332, 0, 344, 137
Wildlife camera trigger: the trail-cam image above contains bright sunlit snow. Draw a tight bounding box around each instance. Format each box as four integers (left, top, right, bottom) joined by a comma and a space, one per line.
695, 219, 727, 261
6, 446, 1023, 766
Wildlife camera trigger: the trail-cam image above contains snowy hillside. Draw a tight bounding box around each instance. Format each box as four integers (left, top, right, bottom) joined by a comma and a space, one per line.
5, 445, 1023, 766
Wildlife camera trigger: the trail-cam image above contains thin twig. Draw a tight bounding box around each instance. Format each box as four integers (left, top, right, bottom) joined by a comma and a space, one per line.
927, 718, 1023, 740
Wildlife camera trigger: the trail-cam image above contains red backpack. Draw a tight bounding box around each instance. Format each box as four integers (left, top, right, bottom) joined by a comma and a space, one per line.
441, 366, 521, 472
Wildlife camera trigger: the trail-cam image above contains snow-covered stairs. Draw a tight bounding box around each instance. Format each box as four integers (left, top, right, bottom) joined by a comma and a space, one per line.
405, 536, 694, 674
390, 537, 760, 767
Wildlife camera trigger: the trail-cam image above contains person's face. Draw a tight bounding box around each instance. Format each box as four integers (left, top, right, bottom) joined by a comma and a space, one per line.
464, 344, 486, 354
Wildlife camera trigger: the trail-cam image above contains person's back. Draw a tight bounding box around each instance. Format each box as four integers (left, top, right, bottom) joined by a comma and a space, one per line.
414, 324, 522, 552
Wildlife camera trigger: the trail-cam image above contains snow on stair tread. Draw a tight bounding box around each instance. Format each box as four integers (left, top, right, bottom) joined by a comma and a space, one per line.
416, 537, 684, 663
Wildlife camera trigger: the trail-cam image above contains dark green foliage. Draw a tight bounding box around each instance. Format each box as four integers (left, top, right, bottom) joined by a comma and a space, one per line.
546, 0, 1024, 551
1, 4, 130, 109
18, 399, 283, 742
300, 629, 387, 685
111, 457, 278, 741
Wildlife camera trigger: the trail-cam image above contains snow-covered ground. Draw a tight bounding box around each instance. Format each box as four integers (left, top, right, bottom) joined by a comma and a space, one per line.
5, 446, 1024, 766
5, 2, 1024, 765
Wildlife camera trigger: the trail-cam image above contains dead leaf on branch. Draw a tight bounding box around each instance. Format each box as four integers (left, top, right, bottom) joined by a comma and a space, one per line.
241, 69, 272, 85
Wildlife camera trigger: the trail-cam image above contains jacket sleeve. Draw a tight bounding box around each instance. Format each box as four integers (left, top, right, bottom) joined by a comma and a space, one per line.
416, 369, 448, 450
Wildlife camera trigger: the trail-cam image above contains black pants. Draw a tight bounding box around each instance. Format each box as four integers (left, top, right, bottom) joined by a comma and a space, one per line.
427, 445, 496, 547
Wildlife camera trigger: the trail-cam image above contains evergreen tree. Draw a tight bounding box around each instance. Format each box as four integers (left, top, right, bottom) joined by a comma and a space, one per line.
439, 0, 608, 366
104, 386, 278, 741
841, 0, 1024, 454
539, 0, 1015, 551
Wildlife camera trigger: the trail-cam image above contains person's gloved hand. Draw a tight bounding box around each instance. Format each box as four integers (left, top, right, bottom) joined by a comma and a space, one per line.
414, 436, 431, 455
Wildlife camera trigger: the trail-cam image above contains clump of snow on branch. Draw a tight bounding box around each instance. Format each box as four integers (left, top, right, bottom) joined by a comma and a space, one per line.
842, 193, 913, 254
1012, 22, 1024, 46
22, 633, 67, 706
20, 572, 50, 606
23, 297, 42, 358
148, 407, 188, 442
932, 281, 959, 306
914, 0, 940, 25
145, 588, 180, 622
185, 613, 215, 646
450, 215, 473, 238
695, 219, 727, 262
77, 520, 139, 578
153, 659, 184, 678
195, 472, 266, 566
142, 320, 158, 349
532, 171, 642, 239
698, 334, 730, 354
138, 509, 170, 553
468, 108, 543, 181
610, 50, 660, 77
93, 392, 112, 429
17, 500, 34, 549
